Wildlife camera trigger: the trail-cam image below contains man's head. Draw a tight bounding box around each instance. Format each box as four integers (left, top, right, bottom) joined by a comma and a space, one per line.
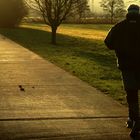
128, 4, 140, 15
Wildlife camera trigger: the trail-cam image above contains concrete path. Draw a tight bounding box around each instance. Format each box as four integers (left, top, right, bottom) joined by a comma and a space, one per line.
0, 35, 131, 139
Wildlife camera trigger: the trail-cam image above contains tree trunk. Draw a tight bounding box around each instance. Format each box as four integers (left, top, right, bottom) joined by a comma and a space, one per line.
111, 14, 113, 24
51, 26, 57, 45
78, 14, 82, 23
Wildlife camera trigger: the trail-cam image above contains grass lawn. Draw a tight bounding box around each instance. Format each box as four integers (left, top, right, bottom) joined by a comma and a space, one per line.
0, 23, 126, 105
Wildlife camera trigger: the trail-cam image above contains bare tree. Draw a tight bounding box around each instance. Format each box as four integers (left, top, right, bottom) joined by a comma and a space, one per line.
74, 0, 89, 22
0, 0, 28, 27
100, 0, 126, 23
26, 0, 77, 44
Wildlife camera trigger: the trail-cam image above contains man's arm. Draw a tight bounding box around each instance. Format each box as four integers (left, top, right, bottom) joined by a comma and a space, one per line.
104, 27, 115, 50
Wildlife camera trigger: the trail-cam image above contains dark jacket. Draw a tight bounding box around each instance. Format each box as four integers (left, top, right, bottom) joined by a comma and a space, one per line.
105, 14, 140, 71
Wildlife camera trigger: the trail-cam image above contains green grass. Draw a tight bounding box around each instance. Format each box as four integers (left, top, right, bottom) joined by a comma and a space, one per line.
0, 24, 126, 105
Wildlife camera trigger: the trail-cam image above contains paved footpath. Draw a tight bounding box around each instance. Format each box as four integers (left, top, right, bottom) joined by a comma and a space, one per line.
0, 35, 131, 140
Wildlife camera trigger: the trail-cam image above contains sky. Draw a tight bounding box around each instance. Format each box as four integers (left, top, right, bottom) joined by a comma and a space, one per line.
89, 0, 140, 13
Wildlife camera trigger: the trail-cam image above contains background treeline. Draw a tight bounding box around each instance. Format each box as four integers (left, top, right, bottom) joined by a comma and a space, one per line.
0, 0, 127, 27
24, 0, 127, 24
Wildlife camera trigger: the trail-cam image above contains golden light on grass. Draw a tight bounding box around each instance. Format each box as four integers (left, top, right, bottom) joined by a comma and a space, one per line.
22, 24, 107, 41
58, 27, 106, 40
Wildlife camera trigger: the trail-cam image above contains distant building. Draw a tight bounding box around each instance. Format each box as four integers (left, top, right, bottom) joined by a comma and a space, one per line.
88, 0, 94, 12
88, 0, 102, 13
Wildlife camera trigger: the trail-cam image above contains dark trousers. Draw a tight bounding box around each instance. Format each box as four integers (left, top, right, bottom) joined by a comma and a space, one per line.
121, 70, 140, 121
126, 89, 139, 121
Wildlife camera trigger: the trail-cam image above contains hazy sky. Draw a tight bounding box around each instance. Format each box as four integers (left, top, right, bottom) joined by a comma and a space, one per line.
89, 0, 140, 13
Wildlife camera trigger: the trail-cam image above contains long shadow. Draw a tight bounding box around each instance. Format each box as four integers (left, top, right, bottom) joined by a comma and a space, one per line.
0, 27, 115, 66
0, 27, 121, 82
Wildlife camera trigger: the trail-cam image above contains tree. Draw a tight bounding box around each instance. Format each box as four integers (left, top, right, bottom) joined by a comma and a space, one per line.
74, 0, 89, 22
66, 0, 90, 23
26, 0, 77, 44
0, 0, 28, 27
100, 0, 126, 23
